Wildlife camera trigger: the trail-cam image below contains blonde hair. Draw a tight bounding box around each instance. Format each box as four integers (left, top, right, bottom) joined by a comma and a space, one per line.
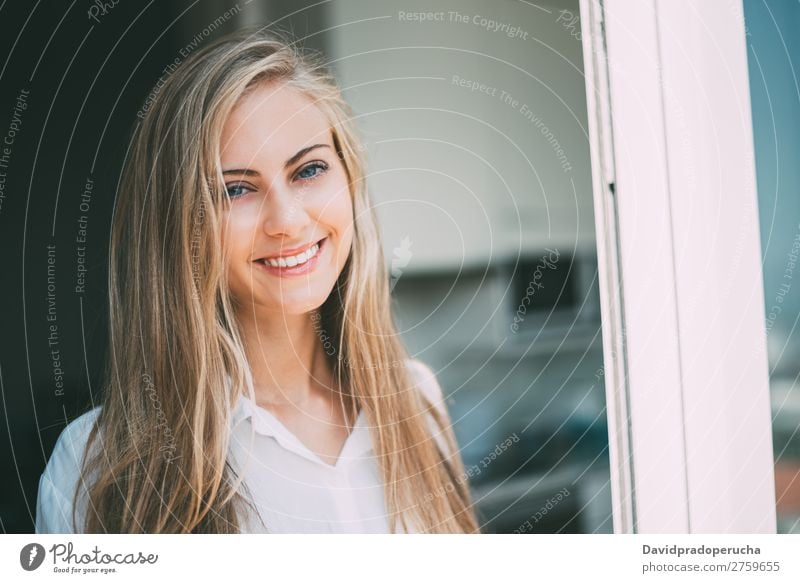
78, 27, 479, 533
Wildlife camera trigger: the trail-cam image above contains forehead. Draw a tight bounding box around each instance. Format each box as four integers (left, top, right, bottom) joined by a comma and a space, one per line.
220, 82, 333, 162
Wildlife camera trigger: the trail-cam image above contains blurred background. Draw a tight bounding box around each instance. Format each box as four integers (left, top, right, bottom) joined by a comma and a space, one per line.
6, 0, 800, 537
0, 0, 612, 534
744, 0, 800, 535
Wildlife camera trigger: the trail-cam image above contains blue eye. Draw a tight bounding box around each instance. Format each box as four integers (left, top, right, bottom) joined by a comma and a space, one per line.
295, 161, 329, 181
225, 183, 251, 198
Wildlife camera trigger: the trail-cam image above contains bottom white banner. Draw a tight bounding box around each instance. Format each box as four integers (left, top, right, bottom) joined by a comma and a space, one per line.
1, 534, 798, 582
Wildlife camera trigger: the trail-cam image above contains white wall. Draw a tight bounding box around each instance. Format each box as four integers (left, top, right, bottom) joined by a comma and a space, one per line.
327, 0, 594, 272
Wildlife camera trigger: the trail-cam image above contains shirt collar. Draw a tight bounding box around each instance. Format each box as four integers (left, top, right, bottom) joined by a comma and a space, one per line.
226, 357, 433, 467
230, 393, 374, 467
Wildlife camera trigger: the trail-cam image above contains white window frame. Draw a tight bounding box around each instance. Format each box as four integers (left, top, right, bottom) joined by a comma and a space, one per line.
580, 0, 776, 533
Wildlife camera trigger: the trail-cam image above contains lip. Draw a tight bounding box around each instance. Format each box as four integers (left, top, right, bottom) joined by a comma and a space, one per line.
254, 237, 326, 278
261, 237, 324, 260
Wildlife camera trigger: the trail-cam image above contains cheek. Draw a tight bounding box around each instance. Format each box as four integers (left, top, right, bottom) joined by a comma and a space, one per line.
326, 185, 354, 255
325, 167, 354, 232
220, 210, 258, 272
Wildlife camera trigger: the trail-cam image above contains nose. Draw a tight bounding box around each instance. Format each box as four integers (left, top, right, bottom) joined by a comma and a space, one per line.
260, 184, 310, 239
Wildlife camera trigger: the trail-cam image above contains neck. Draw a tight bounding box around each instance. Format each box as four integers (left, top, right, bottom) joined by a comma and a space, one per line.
236, 306, 336, 408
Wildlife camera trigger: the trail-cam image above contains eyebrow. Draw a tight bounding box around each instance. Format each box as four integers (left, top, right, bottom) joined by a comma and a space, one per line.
222, 144, 331, 176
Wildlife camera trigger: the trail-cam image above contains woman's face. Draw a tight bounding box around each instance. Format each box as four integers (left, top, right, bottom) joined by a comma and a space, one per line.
219, 82, 354, 316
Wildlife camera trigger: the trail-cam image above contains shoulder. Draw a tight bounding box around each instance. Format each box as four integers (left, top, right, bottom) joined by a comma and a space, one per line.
36, 406, 102, 533
44, 406, 102, 480
405, 358, 446, 414
405, 359, 457, 458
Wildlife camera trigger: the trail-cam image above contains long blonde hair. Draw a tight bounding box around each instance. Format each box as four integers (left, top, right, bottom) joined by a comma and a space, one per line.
77, 28, 479, 534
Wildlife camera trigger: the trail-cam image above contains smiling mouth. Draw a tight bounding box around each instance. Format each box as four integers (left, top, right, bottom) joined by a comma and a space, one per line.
255, 237, 326, 269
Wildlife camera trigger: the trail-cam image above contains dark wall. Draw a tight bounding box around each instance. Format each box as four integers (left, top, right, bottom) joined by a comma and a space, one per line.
0, 0, 329, 534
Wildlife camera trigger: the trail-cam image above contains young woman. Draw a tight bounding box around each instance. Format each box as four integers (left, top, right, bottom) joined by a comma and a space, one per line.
34, 29, 479, 534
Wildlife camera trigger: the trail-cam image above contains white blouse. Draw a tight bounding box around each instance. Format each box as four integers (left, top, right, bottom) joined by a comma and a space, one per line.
35, 359, 449, 534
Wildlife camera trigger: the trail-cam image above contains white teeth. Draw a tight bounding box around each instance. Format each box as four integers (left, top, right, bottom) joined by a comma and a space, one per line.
265, 242, 320, 268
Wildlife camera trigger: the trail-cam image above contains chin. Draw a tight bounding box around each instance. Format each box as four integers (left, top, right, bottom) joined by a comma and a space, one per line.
278, 299, 327, 316
264, 286, 333, 315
